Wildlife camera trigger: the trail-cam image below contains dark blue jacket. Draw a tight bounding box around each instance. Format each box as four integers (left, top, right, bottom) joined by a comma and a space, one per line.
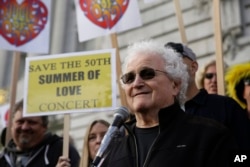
185, 89, 250, 150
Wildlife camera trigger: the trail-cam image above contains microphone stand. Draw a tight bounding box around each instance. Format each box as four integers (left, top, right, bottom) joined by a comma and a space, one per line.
91, 151, 109, 167
90, 106, 129, 167
91, 127, 125, 167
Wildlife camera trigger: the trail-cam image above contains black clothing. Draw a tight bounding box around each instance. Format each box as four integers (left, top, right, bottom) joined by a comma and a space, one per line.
185, 89, 250, 150
135, 126, 158, 167
0, 133, 80, 167
102, 103, 237, 167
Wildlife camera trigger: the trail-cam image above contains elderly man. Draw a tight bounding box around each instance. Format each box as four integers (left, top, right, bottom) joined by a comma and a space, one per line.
0, 99, 80, 167
100, 40, 237, 167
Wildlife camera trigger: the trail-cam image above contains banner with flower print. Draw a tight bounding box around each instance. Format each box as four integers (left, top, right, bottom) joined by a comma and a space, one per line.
75, 0, 142, 42
0, 0, 51, 54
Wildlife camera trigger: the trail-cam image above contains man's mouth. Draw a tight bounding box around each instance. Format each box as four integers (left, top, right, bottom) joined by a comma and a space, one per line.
133, 92, 149, 97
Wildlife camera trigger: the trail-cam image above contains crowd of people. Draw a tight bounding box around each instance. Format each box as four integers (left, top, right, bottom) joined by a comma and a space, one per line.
164, 42, 250, 150
0, 40, 249, 167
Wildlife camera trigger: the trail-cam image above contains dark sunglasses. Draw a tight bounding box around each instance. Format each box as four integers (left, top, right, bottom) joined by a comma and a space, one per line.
244, 78, 250, 86
121, 67, 167, 84
204, 73, 216, 79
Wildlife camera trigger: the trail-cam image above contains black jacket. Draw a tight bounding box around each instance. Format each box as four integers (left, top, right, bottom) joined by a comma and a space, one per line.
0, 133, 80, 167
185, 89, 250, 150
102, 103, 237, 167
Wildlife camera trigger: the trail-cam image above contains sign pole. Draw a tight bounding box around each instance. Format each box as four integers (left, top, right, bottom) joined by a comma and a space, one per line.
110, 33, 128, 106
212, 0, 225, 95
173, 0, 188, 44
63, 114, 70, 157
5, 52, 21, 146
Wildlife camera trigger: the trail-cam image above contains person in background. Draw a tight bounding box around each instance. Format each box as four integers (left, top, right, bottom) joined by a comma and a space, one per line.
101, 40, 237, 167
225, 62, 250, 119
197, 59, 217, 94
0, 127, 6, 148
0, 99, 80, 167
164, 42, 250, 150
80, 119, 110, 167
196, 59, 228, 94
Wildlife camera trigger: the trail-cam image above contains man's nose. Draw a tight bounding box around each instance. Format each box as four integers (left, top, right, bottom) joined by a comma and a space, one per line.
21, 121, 30, 129
132, 74, 145, 87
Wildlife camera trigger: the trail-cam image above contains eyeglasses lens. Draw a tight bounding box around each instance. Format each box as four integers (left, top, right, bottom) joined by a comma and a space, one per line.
140, 68, 156, 80
244, 78, 250, 86
121, 68, 156, 84
121, 73, 134, 84
205, 73, 216, 79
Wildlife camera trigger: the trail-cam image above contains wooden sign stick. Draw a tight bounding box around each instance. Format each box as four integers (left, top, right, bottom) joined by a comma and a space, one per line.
63, 114, 70, 157
110, 33, 128, 106
173, 0, 188, 44
5, 52, 21, 146
212, 0, 225, 95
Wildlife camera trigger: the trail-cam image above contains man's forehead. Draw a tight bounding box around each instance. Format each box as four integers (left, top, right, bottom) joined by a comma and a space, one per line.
128, 54, 162, 65
14, 110, 42, 121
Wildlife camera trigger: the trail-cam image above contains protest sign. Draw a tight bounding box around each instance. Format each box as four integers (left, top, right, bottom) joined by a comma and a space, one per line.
0, 104, 9, 129
0, 0, 51, 54
23, 49, 117, 116
75, 0, 142, 42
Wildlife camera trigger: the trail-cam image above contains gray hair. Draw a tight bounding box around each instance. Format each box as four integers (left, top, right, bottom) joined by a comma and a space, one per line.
122, 40, 189, 106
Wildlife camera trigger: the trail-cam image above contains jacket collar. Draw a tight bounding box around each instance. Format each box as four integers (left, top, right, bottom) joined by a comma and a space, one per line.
187, 88, 208, 106
158, 102, 185, 131
124, 102, 184, 132
4, 132, 56, 154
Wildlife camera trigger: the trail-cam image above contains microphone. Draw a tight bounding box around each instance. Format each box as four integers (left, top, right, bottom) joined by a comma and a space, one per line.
91, 106, 129, 167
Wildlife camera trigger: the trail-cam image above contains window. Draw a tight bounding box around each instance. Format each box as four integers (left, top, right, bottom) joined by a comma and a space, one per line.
240, 0, 250, 35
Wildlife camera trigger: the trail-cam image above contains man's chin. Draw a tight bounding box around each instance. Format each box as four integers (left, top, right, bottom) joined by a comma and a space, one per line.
133, 104, 149, 113
19, 137, 31, 145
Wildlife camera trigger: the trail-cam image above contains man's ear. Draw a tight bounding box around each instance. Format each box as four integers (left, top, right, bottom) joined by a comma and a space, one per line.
172, 80, 181, 95
191, 61, 198, 73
